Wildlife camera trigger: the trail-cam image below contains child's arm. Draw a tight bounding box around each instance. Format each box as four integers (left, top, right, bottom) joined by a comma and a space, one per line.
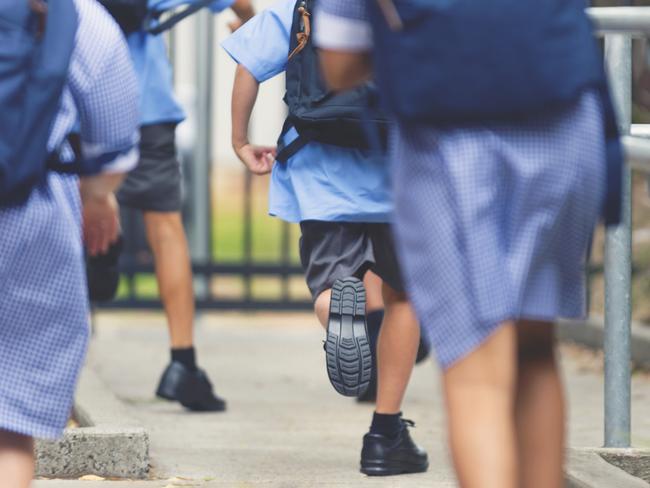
228, 0, 255, 31
231, 64, 277, 175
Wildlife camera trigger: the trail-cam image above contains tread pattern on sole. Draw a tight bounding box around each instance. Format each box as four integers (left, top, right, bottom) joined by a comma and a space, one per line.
326, 277, 372, 397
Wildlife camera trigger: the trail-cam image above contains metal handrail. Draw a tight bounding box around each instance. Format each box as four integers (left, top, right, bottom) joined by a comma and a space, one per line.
588, 7, 650, 35
623, 135, 650, 173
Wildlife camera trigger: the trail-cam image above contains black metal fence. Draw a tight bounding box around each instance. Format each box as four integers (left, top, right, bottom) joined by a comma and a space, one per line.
100, 171, 312, 311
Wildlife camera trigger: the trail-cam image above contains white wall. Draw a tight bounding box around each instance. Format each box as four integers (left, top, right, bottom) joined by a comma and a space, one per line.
170, 1, 288, 168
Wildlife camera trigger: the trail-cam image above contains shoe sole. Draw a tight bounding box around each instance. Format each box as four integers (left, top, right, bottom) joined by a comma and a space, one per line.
180, 400, 227, 412
361, 460, 429, 476
156, 384, 177, 401
156, 390, 176, 401
326, 277, 372, 397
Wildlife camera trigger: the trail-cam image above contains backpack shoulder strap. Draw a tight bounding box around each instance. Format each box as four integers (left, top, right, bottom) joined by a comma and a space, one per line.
275, 133, 310, 163
145, 0, 215, 35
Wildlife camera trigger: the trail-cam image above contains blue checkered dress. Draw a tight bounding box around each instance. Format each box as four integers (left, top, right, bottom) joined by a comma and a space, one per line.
0, 0, 139, 439
315, 0, 607, 369
390, 92, 605, 367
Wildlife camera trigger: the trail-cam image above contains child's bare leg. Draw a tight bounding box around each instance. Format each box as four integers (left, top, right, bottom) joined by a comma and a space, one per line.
0, 430, 33, 488
365, 271, 385, 313
375, 284, 419, 414
314, 289, 331, 329
516, 321, 564, 488
314, 272, 383, 329
443, 322, 518, 488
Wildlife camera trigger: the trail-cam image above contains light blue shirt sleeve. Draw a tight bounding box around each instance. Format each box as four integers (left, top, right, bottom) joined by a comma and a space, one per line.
221, 0, 295, 82
149, 0, 234, 13
127, 0, 235, 125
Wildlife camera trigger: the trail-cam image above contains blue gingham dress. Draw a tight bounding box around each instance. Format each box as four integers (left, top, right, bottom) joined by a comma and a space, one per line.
315, 1, 607, 369
390, 93, 605, 368
0, 0, 139, 439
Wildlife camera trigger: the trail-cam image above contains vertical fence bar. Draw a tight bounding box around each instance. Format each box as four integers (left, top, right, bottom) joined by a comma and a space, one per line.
604, 33, 633, 448
124, 209, 138, 301
280, 221, 291, 301
190, 12, 214, 300
243, 171, 253, 304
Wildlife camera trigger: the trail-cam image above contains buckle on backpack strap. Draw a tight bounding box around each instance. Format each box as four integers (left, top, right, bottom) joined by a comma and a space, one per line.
29, 0, 48, 38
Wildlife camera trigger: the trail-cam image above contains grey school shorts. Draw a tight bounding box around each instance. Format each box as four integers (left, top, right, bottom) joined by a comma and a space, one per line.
299, 221, 405, 300
117, 123, 182, 212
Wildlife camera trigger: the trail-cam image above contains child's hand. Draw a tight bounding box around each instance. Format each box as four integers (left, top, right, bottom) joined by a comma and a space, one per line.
235, 143, 276, 175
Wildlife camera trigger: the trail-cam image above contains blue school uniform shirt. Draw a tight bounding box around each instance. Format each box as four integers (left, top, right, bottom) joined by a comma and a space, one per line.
221, 0, 392, 223
127, 0, 234, 126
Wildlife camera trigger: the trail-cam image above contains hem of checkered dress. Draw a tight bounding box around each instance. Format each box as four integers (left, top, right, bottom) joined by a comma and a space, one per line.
427, 310, 588, 370
0, 417, 65, 440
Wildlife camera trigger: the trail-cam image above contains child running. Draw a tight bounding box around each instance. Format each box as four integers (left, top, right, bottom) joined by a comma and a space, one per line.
222, 0, 428, 476
314, 1, 622, 487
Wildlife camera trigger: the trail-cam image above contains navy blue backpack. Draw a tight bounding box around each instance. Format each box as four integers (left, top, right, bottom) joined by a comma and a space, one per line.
0, 0, 78, 206
278, 0, 389, 162
368, 0, 604, 123
368, 0, 623, 224
99, 0, 215, 35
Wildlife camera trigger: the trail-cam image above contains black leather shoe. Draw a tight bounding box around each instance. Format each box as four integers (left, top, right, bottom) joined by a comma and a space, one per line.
326, 277, 372, 397
156, 362, 226, 412
86, 236, 123, 303
360, 419, 429, 476
356, 374, 377, 403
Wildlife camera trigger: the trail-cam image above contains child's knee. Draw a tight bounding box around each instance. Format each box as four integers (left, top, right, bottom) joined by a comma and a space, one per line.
517, 321, 556, 364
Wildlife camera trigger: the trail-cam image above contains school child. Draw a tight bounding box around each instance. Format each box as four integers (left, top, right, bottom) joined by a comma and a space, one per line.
222, 0, 428, 476
315, 1, 622, 487
0, 0, 140, 485
86, 0, 254, 412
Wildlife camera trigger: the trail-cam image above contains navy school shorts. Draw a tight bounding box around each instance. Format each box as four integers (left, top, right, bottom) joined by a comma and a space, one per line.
299, 221, 405, 300
117, 123, 182, 212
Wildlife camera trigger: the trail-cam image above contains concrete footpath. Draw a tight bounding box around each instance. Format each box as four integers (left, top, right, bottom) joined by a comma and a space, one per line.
35, 312, 650, 487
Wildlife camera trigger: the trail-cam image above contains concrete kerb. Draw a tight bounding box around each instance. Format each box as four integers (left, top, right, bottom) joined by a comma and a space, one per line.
557, 317, 650, 370
595, 448, 650, 484
559, 318, 650, 484
35, 361, 149, 479
567, 448, 650, 487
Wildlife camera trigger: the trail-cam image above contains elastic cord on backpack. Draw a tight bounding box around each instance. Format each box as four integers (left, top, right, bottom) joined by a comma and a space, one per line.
288, 4, 311, 61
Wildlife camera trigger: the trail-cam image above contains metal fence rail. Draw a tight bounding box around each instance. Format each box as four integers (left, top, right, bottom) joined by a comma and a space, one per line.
623, 134, 650, 172
590, 7, 650, 449
588, 7, 650, 35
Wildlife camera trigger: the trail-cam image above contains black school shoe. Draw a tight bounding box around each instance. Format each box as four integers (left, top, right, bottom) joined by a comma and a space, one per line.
360, 418, 429, 476
86, 235, 123, 303
326, 277, 373, 397
356, 374, 378, 403
156, 362, 226, 412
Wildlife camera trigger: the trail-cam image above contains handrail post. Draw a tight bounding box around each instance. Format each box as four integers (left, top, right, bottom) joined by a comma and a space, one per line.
603, 33, 633, 448
191, 11, 214, 300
